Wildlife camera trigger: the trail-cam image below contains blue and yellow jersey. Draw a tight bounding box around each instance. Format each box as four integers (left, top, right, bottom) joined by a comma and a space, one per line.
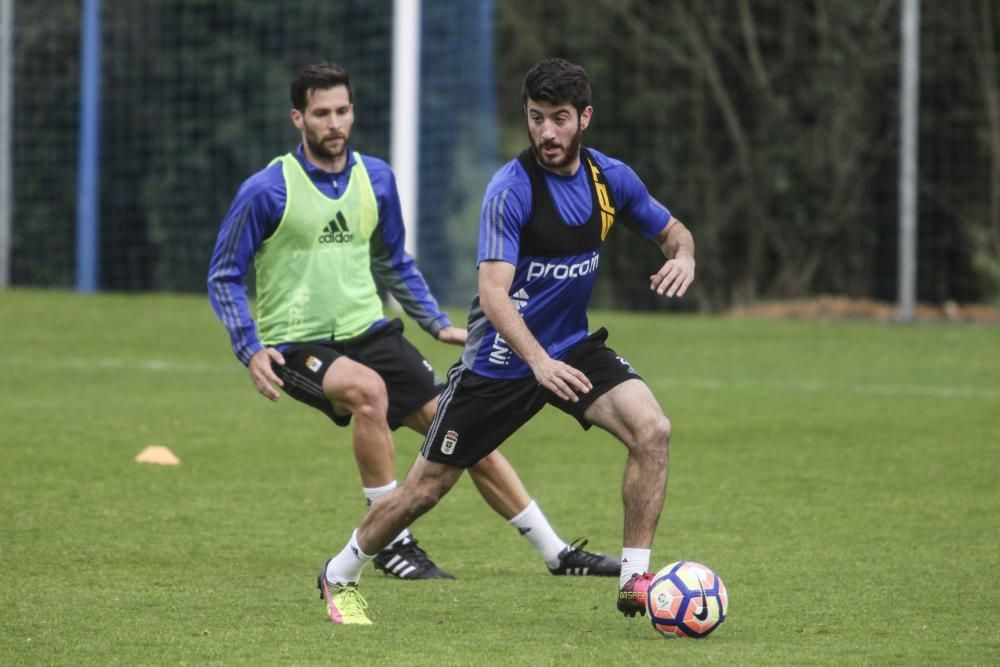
462, 147, 672, 379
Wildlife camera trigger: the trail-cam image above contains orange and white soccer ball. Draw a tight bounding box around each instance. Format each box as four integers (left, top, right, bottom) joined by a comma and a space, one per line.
646, 561, 728, 638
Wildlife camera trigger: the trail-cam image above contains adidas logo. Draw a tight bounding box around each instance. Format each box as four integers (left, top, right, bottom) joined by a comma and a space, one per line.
319, 212, 353, 244
511, 288, 529, 311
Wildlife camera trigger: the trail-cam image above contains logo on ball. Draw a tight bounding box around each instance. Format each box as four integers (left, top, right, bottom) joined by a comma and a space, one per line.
646, 561, 728, 638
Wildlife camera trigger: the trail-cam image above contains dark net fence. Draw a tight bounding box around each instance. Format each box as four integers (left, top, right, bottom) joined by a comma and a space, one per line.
8, 1, 1000, 312
10, 0, 492, 301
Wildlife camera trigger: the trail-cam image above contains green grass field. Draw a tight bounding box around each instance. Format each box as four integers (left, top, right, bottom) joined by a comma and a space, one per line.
2, 289, 998, 665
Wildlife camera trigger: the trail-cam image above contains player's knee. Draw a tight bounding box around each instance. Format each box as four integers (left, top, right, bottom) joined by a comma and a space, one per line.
633, 413, 670, 461
326, 370, 387, 418
352, 391, 388, 422
652, 414, 671, 446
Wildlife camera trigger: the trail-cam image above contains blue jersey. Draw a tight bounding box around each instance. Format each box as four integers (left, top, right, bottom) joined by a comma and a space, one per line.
207, 145, 450, 365
462, 147, 672, 379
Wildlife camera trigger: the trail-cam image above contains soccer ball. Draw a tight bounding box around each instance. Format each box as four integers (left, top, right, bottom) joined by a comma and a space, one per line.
646, 561, 728, 638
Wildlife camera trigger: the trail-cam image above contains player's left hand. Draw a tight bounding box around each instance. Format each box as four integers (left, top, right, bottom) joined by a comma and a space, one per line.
650, 254, 695, 298
437, 326, 467, 346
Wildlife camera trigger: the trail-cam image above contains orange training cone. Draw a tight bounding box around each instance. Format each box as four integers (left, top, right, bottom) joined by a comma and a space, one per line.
135, 445, 181, 465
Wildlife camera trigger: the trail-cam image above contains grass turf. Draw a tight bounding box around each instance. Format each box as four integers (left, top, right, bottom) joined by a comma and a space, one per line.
1, 289, 998, 665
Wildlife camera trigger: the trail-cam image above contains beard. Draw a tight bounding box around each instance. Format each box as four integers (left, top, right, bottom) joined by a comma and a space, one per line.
530, 125, 583, 171
305, 129, 349, 163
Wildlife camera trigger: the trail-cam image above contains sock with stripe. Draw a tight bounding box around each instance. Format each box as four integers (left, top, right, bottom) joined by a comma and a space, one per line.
509, 500, 568, 569
325, 530, 373, 585
620, 547, 651, 588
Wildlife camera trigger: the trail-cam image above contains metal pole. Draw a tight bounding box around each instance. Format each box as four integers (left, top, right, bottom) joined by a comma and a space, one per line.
391, 0, 421, 259
897, 0, 920, 321
0, 0, 13, 287
75, 0, 102, 292
477, 0, 497, 157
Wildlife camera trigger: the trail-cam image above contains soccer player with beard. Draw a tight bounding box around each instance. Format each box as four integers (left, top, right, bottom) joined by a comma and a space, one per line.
208, 63, 619, 624
319, 57, 696, 623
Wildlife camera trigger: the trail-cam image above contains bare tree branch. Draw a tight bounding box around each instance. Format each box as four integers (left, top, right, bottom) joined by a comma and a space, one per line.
737, 0, 774, 98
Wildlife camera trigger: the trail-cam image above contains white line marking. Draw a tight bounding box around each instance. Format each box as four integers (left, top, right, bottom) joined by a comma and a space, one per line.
651, 377, 1000, 400
8, 356, 998, 400
6, 356, 235, 373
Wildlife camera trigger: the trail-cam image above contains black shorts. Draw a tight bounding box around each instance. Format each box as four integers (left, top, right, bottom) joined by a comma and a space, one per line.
273, 319, 443, 430
421, 328, 643, 468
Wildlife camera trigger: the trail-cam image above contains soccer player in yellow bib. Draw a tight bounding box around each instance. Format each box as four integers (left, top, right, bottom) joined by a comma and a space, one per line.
208, 63, 619, 624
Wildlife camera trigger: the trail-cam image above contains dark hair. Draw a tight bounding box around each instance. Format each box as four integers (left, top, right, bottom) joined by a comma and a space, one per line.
521, 58, 591, 114
290, 63, 353, 111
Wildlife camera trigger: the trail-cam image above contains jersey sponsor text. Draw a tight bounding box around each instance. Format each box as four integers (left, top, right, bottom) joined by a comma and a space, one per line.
525, 252, 599, 282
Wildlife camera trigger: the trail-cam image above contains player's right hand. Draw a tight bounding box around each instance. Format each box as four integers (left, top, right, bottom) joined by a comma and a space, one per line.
437, 325, 468, 346
248, 348, 285, 402
531, 357, 592, 403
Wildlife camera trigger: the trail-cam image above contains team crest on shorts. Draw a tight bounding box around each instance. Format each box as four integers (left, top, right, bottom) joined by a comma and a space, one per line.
305, 356, 323, 373
441, 430, 459, 455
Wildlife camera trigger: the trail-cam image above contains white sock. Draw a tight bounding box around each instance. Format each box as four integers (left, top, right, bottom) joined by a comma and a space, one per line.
363, 481, 411, 546
509, 500, 567, 568
620, 547, 651, 588
325, 530, 373, 585
363, 480, 397, 505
